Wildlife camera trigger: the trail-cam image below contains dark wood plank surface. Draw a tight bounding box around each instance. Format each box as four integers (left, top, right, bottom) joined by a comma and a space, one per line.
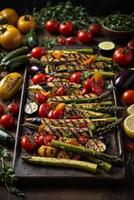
0, 181, 134, 200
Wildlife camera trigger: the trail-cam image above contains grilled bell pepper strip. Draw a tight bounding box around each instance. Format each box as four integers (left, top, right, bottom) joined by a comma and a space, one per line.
52, 140, 123, 164
22, 156, 97, 174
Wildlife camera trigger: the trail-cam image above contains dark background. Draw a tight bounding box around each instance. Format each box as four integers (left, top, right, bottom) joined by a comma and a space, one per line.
0, 0, 133, 15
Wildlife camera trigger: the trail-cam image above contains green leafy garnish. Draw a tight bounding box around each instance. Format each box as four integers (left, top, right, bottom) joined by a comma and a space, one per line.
33, 1, 99, 30
0, 145, 24, 197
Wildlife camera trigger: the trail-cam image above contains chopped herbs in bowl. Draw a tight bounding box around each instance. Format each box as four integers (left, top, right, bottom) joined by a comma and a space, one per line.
101, 14, 134, 41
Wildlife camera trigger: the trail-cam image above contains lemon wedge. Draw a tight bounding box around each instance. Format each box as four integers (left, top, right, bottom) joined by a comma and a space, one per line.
124, 114, 134, 139
127, 104, 134, 115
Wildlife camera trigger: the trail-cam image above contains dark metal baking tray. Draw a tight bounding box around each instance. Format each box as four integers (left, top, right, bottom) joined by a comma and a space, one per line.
12, 53, 126, 183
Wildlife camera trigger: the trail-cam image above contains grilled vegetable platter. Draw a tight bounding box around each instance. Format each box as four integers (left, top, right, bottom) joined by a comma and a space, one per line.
12, 48, 126, 181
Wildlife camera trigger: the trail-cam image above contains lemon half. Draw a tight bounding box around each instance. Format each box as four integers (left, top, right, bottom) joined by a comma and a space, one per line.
124, 114, 134, 139
127, 104, 134, 115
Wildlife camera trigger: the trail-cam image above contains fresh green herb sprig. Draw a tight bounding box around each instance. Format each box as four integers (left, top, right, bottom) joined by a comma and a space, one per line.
33, 1, 99, 30
0, 145, 24, 197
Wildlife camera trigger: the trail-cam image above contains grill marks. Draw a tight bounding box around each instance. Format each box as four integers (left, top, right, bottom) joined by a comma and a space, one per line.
49, 93, 97, 102
41, 52, 94, 65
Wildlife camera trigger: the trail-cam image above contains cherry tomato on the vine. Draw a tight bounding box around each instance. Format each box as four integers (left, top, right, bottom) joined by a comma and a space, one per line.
59, 21, 74, 36
45, 20, 59, 34
77, 31, 92, 44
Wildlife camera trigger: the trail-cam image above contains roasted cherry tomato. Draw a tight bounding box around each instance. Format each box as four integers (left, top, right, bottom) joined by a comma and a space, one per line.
0, 24, 22, 50
83, 78, 92, 91
0, 104, 5, 116
7, 102, 19, 115
0, 114, 15, 128
113, 47, 133, 67
122, 90, 134, 105
31, 47, 45, 58
17, 15, 36, 33
52, 109, 64, 119
66, 37, 76, 45
21, 135, 36, 151
47, 76, 56, 82
70, 72, 81, 83
91, 86, 103, 96
0, 8, 18, 25
55, 86, 66, 96
78, 136, 88, 145
35, 92, 47, 104
59, 21, 74, 36
77, 30, 92, 44
89, 23, 100, 36
43, 135, 56, 146
32, 73, 47, 84
48, 110, 54, 119
80, 88, 87, 95
45, 20, 59, 34
58, 36, 66, 45
38, 103, 51, 118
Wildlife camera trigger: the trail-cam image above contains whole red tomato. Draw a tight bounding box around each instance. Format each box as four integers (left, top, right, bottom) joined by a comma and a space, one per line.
70, 72, 81, 83
122, 90, 134, 105
0, 105, 5, 116
32, 73, 47, 84
45, 20, 59, 34
66, 37, 76, 45
113, 48, 133, 67
89, 23, 100, 36
21, 135, 36, 151
38, 103, 51, 117
7, 102, 19, 115
77, 31, 92, 44
31, 47, 45, 58
59, 21, 74, 36
0, 114, 15, 128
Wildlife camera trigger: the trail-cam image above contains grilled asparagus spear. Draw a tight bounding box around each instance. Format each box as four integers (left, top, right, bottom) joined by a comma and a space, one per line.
22, 156, 97, 174
52, 140, 123, 164
48, 90, 112, 104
